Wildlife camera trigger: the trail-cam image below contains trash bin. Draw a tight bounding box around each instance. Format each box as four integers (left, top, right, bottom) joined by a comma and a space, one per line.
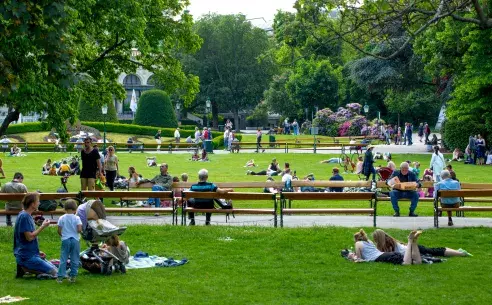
269, 135, 276, 148
218, 125, 225, 132
204, 140, 214, 153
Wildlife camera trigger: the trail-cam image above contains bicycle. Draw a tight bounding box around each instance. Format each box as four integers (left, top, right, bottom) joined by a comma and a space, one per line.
338, 151, 359, 173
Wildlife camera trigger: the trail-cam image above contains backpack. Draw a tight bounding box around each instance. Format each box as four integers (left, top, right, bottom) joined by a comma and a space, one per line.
214, 199, 234, 221
38, 199, 58, 212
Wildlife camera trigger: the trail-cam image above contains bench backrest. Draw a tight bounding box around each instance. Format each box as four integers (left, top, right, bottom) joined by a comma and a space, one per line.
183, 191, 275, 200
438, 190, 492, 198
281, 192, 375, 200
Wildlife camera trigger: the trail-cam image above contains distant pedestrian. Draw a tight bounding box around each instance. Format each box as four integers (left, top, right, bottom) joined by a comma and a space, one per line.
174, 128, 180, 143
418, 123, 424, 142
155, 129, 162, 151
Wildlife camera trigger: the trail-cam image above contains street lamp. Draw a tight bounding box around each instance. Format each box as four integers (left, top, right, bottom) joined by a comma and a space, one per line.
363, 103, 369, 115
176, 102, 181, 121
101, 104, 108, 152
205, 98, 211, 128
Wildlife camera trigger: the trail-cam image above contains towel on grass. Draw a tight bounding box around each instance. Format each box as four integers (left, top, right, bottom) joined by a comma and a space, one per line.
126, 255, 188, 269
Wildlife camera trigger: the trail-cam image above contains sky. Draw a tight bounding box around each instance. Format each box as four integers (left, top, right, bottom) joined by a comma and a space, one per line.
187, 0, 297, 28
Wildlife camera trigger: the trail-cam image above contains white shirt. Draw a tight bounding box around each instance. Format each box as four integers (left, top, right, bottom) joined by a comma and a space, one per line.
281, 174, 293, 182
57, 213, 82, 241
174, 129, 180, 138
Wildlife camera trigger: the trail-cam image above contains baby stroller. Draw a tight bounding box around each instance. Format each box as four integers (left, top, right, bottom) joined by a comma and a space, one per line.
74, 198, 127, 275
377, 167, 394, 181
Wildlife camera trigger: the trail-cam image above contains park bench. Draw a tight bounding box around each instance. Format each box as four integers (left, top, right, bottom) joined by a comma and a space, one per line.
0, 191, 177, 224
280, 191, 377, 227
182, 191, 278, 227
434, 190, 492, 228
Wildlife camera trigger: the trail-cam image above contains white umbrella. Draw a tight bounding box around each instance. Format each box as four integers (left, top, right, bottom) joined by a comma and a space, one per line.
130, 89, 138, 113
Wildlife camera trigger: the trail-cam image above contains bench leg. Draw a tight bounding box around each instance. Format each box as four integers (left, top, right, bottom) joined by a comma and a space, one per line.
373, 199, 377, 227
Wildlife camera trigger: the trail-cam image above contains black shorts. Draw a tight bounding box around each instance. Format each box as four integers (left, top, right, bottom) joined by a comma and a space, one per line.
418, 245, 446, 257
375, 252, 404, 265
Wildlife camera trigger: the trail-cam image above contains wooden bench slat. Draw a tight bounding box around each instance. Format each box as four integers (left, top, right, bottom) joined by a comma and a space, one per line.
281, 192, 374, 200
183, 192, 274, 200
378, 197, 434, 202
291, 181, 371, 187
185, 208, 275, 215
283, 208, 374, 214
439, 190, 492, 197
439, 207, 492, 212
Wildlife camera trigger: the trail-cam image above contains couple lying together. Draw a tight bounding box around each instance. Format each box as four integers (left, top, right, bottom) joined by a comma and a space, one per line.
343, 229, 471, 265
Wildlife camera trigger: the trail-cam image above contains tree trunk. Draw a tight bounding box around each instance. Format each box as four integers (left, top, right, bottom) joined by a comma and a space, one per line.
0, 108, 20, 136
234, 108, 240, 133
212, 101, 218, 129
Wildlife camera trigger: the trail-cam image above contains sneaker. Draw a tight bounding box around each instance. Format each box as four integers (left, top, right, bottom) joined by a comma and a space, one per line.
69, 277, 76, 283
408, 212, 418, 217
246, 170, 252, 175
458, 248, 473, 257
393, 212, 400, 217
56, 278, 64, 284
189, 220, 195, 226
448, 220, 453, 226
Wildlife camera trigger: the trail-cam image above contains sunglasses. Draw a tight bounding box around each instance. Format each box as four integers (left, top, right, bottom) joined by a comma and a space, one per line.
108, 149, 114, 151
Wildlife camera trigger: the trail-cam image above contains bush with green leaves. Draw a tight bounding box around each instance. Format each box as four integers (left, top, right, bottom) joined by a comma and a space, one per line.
134, 90, 178, 128
78, 100, 118, 123
442, 120, 488, 151
6, 122, 48, 134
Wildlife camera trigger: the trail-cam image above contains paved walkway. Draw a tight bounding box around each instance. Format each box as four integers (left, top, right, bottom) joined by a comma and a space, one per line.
3, 214, 491, 229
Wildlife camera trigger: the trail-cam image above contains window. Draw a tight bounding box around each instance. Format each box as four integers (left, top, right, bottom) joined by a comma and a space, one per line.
123, 74, 141, 86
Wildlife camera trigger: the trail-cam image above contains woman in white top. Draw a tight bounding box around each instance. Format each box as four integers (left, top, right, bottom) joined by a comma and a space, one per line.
346, 229, 423, 265
372, 229, 471, 257
42, 159, 52, 175
104, 146, 119, 191
128, 166, 142, 183
429, 145, 446, 182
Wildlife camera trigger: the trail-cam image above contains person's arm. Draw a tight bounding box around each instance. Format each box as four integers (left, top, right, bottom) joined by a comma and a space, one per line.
434, 182, 440, 199
24, 219, 50, 242
355, 241, 363, 259
217, 187, 233, 194
115, 156, 119, 174
96, 157, 103, 175
77, 224, 82, 233
57, 225, 63, 236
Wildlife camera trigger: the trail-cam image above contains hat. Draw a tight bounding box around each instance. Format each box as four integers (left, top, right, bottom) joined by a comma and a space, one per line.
367, 145, 375, 149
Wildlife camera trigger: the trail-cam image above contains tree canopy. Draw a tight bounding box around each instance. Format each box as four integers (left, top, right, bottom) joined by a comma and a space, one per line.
0, 0, 200, 139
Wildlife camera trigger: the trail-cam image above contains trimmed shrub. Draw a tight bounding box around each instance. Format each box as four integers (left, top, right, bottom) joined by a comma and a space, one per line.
180, 119, 200, 126
442, 120, 486, 151
81, 122, 222, 139
134, 90, 178, 128
118, 120, 134, 124
78, 100, 118, 123
212, 134, 242, 149
6, 122, 48, 134
179, 125, 198, 130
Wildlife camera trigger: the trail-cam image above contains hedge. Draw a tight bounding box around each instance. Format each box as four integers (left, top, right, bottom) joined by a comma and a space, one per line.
180, 119, 200, 126
179, 125, 197, 130
6, 122, 48, 134
442, 120, 487, 151
212, 134, 242, 149
5, 122, 225, 139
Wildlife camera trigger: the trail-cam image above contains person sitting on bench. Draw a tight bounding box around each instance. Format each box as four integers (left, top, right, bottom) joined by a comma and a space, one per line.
188, 169, 233, 226
387, 162, 420, 217
434, 170, 461, 227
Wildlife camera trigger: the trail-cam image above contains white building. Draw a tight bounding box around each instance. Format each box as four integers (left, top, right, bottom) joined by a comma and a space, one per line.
0, 107, 44, 124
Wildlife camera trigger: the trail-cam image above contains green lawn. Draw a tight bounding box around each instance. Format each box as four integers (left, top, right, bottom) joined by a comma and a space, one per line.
0, 226, 490, 304
2, 151, 492, 216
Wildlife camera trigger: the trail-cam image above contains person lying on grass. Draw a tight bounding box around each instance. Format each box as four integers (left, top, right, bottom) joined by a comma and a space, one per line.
343, 229, 424, 265
372, 229, 472, 257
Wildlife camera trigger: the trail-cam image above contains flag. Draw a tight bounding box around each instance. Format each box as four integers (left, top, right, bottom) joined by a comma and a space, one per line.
130, 89, 138, 112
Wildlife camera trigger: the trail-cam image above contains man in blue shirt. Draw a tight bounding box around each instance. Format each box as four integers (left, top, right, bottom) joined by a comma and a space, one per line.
188, 169, 233, 225
434, 170, 461, 226
329, 167, 344, 192
14, 193, 57, 278
387, 162, 421, 217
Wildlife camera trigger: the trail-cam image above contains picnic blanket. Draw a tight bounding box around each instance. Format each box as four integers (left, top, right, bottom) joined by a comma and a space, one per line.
126, 255, 188, 269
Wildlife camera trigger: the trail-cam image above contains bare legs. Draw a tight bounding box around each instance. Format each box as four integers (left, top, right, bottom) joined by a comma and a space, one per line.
444, 248, 468, 257
402, 230, 423, 265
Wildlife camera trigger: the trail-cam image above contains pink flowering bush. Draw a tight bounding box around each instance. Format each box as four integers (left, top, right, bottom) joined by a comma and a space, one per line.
312, 103, 370, 136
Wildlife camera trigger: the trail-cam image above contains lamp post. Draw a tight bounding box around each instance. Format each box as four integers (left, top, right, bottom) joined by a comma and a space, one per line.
363, 103, 369, 136
101, 104, 108, 152
205, 98, 211, 128
176, 102, 181, 121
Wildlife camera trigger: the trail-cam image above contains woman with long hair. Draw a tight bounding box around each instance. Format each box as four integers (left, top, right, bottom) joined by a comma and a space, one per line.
345, 229, 423, 265
372, 229, 471, 257
128, 166, 141, 183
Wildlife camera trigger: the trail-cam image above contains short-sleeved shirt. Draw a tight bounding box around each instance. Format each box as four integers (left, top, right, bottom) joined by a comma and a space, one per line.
329, 174, 344, 192
150, 173, 173, 190
14, 211, 39, 260
80, 149, 100, 179
1, 181, 28, 210
57, 213, 82, 241
190, 181, 218, 205
104, 155, 118, 171
59, 164, 70, 172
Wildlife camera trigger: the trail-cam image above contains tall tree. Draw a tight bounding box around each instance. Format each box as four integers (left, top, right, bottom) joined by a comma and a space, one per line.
191, 14, 275, 131
0, 0, 201, 139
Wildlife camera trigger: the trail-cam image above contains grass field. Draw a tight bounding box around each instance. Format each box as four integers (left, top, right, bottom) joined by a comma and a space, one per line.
2, 151, 492, 304
0, 226, 491, 304
2, 151, 492, 216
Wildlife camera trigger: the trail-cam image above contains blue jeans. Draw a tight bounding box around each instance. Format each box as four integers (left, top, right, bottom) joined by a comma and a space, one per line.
148, 185, 165, 207
58, 237, 80, 278
390, 190, 419, 213
17, 254, 57, 274
365, 167, 376, 181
